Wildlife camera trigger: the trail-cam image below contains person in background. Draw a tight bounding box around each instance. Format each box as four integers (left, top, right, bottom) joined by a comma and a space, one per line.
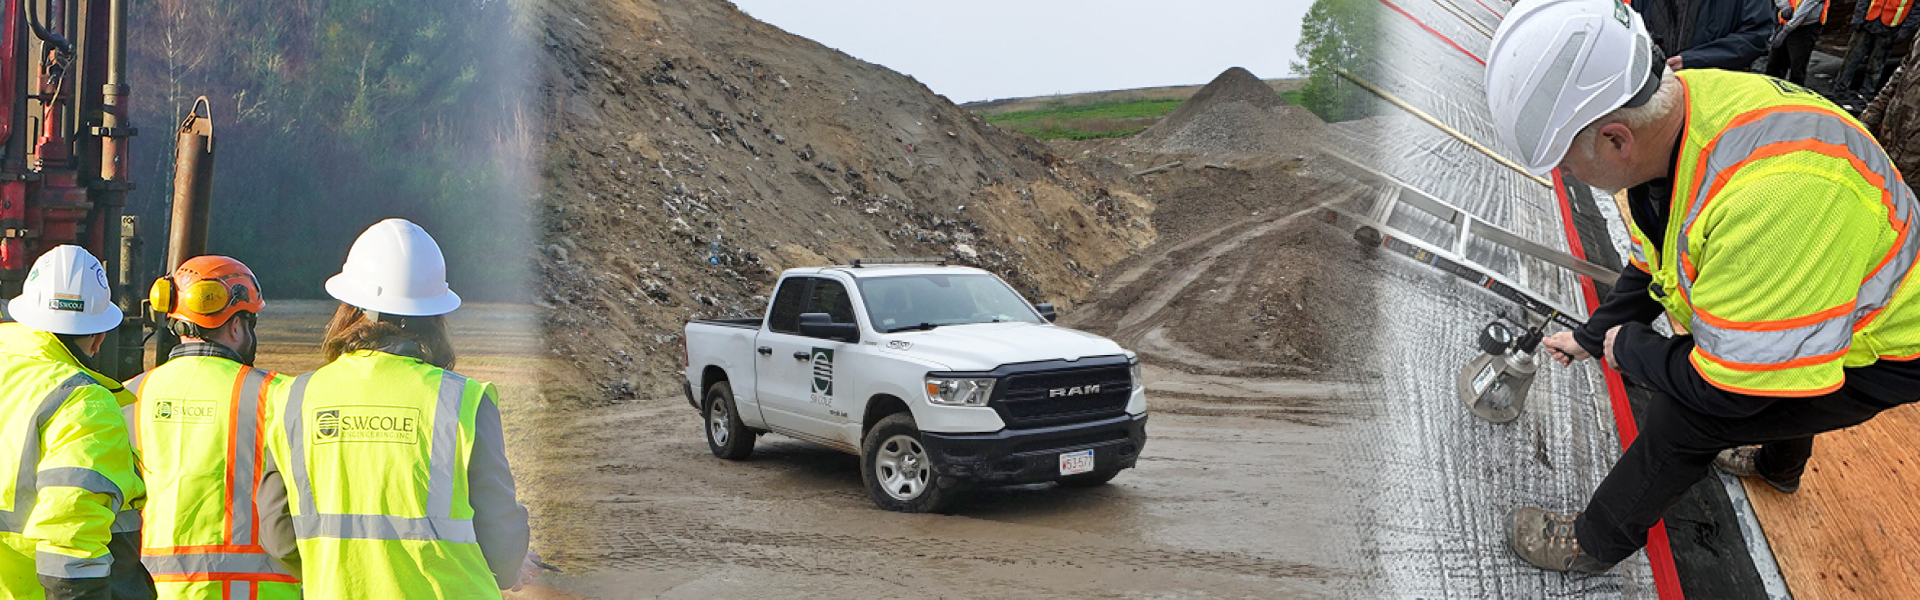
1834, 0, 1917, 99
0, 246, 154, 599
124, 256, 299, 599
1632, 0, 1777, 70
1860, 31, 1919, 180
1767, 0, 1828, 84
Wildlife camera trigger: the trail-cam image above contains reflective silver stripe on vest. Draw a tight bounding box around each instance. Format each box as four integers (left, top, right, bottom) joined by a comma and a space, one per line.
229, 367, 270, 546
292, 513, 478, 544
112, 508, 142, 533
230, 580, 252, 600
1629, 237, 1649, 266
141, 551, 293, 576
1675, 108, 1920, 365
283, 373, 318, 518
428, 371, 468, 519
282, 369, 477, 543
1, 374, 104, 533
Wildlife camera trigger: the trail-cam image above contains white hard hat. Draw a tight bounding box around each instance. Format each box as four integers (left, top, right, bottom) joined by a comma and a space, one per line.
325, 218, 462, 316
1486, 0, 1661, 176
5, 245, 124, 335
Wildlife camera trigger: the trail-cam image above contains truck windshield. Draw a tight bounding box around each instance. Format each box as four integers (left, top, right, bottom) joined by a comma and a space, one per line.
858, 274, 1043, 332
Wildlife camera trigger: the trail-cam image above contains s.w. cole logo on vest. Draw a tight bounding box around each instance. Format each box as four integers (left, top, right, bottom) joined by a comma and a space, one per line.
152, 398, 216, 424
313, 406, 423, 444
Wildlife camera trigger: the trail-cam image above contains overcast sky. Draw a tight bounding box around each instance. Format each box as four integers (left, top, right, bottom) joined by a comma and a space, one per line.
729, 0, 1312, 103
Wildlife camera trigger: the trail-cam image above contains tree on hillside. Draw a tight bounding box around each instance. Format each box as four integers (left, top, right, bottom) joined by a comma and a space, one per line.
1291, 0, 1382, 123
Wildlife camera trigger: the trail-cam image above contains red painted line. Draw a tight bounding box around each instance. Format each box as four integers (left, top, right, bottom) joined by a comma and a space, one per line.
1550, 170, 1685, 600
1379, 0, 1487, 65
1468, 0, 1506, 19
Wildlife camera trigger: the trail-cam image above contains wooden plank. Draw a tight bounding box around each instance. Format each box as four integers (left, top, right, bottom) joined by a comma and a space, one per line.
1744, 402, 1920, 599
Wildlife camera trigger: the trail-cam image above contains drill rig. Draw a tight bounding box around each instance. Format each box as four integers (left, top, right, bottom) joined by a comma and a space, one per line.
0, 0, 213, 379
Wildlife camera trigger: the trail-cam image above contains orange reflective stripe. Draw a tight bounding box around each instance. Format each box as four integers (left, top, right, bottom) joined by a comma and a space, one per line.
144, 545, 266, 555
1693, 344, 1849, 371
150, 573, 299, 584
1693, 359, 1846, 397
1692, 300, 1854, 331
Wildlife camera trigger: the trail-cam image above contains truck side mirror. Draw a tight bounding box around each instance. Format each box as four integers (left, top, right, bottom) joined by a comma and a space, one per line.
1035, 303, 1058, 322
798, 312, 859, 343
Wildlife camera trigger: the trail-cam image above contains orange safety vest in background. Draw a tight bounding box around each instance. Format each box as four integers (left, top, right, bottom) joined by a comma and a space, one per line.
1867, 0, 1915, 26
128, 359, 299, 600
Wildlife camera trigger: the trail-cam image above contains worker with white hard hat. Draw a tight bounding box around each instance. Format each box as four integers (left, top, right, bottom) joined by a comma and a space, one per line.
0, 245, 156, 599
1487, 0, 1920, 573
256, 219, 539, 597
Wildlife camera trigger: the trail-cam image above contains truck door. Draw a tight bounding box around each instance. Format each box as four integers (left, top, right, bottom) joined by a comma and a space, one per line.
756, 275, 859, 442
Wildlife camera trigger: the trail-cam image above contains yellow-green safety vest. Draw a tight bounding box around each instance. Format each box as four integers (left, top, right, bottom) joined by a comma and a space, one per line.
1624, 70, 1920, 397
0, 323, 144, 599
126, 357, 299, 600
264, 351, 499, 599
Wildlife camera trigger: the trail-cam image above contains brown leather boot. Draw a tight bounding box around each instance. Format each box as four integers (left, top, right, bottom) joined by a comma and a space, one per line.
1508, 507, 1616, 573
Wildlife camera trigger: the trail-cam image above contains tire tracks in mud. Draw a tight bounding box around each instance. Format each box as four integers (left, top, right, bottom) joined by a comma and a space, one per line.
562, 503, 1331, 582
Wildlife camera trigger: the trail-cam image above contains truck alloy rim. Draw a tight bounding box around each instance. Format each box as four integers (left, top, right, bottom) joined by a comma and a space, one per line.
875, 434, 931, 500
709, 398, 731, 446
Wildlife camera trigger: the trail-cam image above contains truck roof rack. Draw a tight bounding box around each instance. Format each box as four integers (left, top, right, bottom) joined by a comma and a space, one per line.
848, 257, 947, 268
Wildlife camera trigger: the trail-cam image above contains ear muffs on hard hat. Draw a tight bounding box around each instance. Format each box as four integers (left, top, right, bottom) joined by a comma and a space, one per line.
325, 218, 461, 317
4, 245, 123, 335
155, 255, 266, 330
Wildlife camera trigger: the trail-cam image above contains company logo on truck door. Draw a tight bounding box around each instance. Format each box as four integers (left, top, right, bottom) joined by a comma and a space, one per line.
810, 348, 835, 405
1048, 385, 1102, 398
313, 406, 423, 444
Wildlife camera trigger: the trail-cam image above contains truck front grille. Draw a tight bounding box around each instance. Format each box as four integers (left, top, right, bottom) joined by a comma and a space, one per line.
993, 364, 1132, 428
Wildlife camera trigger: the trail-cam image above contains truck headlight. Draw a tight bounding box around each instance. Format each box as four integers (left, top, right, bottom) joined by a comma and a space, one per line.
925, 377, 995, 406
1129, 356, 1144, 391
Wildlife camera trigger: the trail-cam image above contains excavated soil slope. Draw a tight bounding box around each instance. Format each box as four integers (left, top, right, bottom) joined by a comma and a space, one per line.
536, 0, 1155, 404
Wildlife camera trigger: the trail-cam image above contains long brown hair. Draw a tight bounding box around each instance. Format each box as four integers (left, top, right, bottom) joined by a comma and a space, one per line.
321, 303, 457, 369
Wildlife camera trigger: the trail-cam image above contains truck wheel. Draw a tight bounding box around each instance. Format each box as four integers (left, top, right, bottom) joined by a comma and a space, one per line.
705, 381, 754, 460
1057, 469, 1122, 488
861, 413, 956, 513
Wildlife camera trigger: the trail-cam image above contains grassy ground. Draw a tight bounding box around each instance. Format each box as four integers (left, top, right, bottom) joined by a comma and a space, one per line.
982, 98, 1185, 140
970, 79, 1308, 141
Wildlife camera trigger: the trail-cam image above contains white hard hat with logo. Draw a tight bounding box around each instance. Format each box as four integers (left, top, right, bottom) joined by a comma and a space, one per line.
325, 218, 462, 317
1485, 0, 1662, 176
5, 245, 124, 335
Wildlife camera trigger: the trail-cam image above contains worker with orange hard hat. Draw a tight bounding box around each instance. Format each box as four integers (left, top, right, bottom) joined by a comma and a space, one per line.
125, 256, 300, 599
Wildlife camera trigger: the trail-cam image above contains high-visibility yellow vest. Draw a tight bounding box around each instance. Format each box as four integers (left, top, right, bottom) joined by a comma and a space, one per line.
1624, 70, 1920, 397
0, 323, 144, 599
263, 351, 499, 599
126, 357, 298, 600
1867, 0, 1915, 27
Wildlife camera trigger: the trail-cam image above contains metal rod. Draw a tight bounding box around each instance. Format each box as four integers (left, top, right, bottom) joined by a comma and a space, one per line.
165, 98, 211, 271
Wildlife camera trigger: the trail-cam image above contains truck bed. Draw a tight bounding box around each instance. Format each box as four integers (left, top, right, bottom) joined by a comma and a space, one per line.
691, 318, 761, 329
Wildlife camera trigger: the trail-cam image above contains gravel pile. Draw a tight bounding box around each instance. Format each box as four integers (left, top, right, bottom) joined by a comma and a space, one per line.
1136, 67, 1327, 158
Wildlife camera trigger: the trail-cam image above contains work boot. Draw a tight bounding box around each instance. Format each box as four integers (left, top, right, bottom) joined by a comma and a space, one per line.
1714, 446, 1801, 494
1508, 507, 1616, 574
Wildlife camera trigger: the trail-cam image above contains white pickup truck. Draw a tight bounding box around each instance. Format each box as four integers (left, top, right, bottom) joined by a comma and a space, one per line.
682, 260, 1148, 512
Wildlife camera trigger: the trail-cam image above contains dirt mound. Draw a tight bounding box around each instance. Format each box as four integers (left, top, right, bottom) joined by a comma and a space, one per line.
535, 0, 1155, 404
1135, 67, 1327, 159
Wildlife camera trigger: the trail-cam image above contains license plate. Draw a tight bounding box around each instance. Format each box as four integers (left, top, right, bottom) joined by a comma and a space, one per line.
1059, 449, 1095, 476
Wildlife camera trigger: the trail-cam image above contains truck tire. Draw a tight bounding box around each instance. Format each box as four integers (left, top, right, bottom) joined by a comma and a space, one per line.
705, 381, 754, 460
1057, 469, 1122, 488
861, 413, 956, 513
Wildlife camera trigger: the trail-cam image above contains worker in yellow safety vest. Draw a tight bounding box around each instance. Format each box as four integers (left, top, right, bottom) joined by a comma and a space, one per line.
124, 256, 298, 599
1485, 0, 1920, 573
0, 245, 155, 599
259, 218, 538, 597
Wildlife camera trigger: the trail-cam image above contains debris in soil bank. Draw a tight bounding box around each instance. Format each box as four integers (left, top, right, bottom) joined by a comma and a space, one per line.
536, 0, 1156, 405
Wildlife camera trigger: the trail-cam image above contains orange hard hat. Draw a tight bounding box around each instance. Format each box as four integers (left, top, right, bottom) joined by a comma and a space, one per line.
150, 255, 265, 329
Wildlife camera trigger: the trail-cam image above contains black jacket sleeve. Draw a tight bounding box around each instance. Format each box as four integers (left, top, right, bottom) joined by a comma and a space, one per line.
1574, 265, 1667, 359
1678, 0, 1774, 69
39, 531, 156, 600
1610, 323, 1781, 418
